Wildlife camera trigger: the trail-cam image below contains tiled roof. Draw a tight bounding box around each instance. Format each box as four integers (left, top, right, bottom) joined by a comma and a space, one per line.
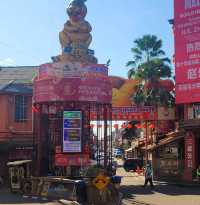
0, 66, 38, 94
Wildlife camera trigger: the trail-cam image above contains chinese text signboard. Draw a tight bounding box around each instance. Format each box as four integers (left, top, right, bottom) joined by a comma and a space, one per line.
185, 132, 196, 169
34, 76, 112, 104
34, 63, 112, 104
89, 106, 156, 121
175, 0, 200, 103
111, 106, 156, 121
63, 111, 82, 153
55, 154, 90, 166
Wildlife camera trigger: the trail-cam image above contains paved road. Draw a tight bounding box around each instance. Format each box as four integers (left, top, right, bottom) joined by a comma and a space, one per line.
118, 167, 200, 205
1, 164, 200, 205
0, 189, 59, 205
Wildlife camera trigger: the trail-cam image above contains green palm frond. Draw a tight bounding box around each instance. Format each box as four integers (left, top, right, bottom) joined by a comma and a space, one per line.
126, 34, 174, 107
128, 68, 136, 79
161, 57, 171, 64
126, 61, 136, 67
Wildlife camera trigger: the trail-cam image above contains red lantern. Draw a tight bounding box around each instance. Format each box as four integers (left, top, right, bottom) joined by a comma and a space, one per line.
121, 123, 126, 128
135, 124, 141, 129
127, 124, 132, 129
32, 105, 39, 113
149, 124, 155, 129
142, 123, 147, 128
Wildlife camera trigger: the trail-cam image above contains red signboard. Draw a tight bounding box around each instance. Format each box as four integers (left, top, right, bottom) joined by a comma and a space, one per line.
185, 132, 196, 169
55, 154, 90, 166
89, 106, 156, 121
175, 0, 200, 103
34, 76, 112, 104
34, 63, 112, 104
112, 106, 156, 120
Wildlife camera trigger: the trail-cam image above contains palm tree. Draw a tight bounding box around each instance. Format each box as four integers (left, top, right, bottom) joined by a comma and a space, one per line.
126, 36, 175, 163
126, 35, 174, 107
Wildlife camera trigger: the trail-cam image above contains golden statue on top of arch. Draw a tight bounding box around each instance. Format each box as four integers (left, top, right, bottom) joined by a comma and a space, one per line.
55, 0, 97, 64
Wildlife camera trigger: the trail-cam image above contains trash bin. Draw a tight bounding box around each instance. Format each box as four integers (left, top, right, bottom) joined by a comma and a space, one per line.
76, 180, 87, 203
110, 176, 122, 189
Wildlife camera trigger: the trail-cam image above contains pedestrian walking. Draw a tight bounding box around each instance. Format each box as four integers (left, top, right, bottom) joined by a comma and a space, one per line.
196, 165, 200, 181
143, 162, 154, 188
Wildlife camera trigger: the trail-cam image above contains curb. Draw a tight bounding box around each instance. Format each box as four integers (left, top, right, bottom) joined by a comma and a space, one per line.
22, 195, 49, 201
154, 180, 200, 187
58, 199, 80, 205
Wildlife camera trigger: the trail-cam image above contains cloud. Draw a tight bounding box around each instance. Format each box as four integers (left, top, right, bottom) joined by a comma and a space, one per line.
0, 58, 16, 66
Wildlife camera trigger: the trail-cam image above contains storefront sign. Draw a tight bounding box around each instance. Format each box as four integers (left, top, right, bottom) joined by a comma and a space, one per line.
175, 0, 200, 103
55, 154, 90, 166
185, 132, 196, 169
63, 111, 82, 153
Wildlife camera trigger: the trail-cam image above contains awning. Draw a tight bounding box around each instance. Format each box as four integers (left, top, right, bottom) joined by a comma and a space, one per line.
7, 160, 32, 166
147, 131, 185, 151
125, 148, 133, 152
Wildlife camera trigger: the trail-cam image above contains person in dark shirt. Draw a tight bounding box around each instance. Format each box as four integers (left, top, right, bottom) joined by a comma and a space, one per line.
143, 162, 154, 188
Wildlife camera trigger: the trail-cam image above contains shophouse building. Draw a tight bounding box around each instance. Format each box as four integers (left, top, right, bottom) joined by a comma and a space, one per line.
0, 66, 37, 179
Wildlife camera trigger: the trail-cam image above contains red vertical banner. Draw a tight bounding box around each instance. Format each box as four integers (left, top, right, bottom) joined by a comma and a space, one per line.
174, 0, 200, 103
185, 132, 196, 170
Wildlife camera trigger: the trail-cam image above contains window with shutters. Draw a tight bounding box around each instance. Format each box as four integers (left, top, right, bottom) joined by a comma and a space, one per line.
15, 95, 28, 122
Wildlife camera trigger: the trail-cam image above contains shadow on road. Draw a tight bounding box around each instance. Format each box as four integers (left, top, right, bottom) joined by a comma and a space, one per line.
120, 183, 200, 200
0, 189, 51, 204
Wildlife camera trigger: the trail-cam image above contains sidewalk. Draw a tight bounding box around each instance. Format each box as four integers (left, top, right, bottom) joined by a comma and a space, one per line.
118, 170, 200, 188
154, 180, 200, 187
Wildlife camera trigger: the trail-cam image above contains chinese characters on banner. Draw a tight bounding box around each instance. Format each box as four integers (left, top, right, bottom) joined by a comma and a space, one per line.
185, 132, 196, 169
175, 0, 200, 103
55, 154, 90, 166
63, 111, 82, 153
89, 106, 156, 121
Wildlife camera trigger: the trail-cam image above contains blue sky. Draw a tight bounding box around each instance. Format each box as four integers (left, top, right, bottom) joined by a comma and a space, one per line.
0, 0, 174, 78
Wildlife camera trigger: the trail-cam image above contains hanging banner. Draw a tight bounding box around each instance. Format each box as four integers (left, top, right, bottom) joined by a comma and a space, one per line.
185, 132, 196, 169
62, 111, 82, 153
34, 63, 111, 104
112, 106, 156, 121
89, 106, 156, 121
34, 75, 112, 104
55, 154, 90, 166
175, 0, 200, 103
